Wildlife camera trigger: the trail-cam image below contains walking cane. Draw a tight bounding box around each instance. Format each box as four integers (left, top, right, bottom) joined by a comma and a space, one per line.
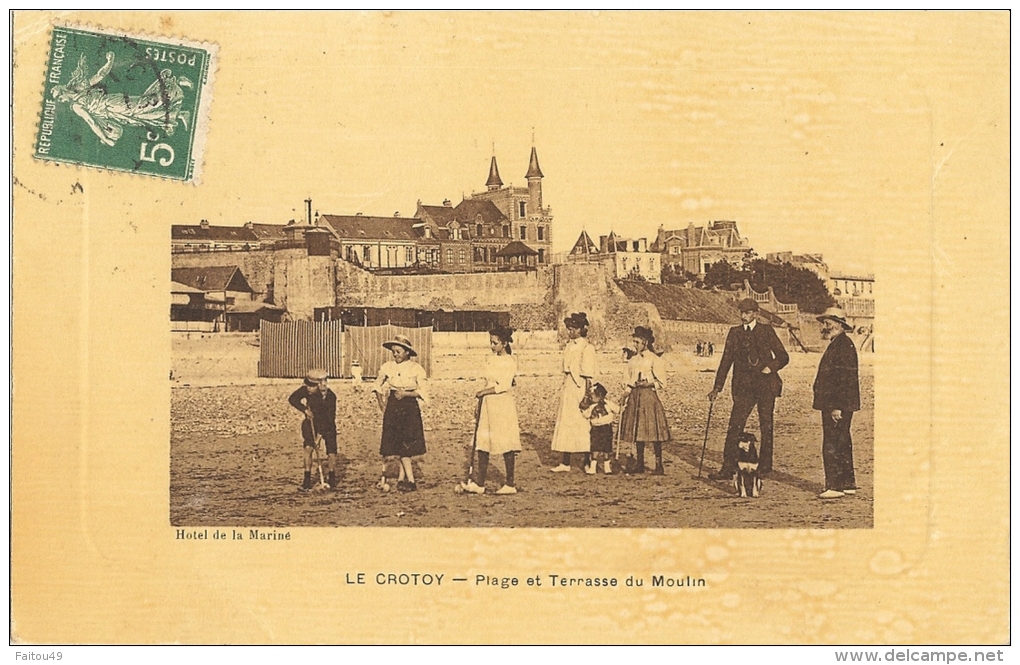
697, 400, 715, 478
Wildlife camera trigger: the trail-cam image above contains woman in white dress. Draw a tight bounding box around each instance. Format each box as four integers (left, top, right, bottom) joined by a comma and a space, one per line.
460, 327, 521, 495
550, 312, 598, 472
618, 326, 671, 474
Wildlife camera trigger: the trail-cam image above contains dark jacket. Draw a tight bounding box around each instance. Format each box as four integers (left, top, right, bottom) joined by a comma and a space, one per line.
713, 321, 790, 398
288, 385, 338, 434
812, 332, 860, 412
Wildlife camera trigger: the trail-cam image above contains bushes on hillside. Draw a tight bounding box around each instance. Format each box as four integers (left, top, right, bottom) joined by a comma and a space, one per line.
700, 258, 835, 314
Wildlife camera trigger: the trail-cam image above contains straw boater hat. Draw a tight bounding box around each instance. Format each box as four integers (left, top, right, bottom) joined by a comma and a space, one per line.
382, 335, 418, 357
304, 368, 328, 386
816, 307, 853, 331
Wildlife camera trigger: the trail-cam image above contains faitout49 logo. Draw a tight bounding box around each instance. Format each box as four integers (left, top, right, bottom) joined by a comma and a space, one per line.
35, 26, 216, 182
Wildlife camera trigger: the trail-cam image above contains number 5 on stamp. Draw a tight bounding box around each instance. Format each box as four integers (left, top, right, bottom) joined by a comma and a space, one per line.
35, 25, 217, 183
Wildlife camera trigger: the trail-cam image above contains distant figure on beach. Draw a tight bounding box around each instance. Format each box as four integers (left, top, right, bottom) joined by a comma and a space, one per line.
549, 312, 596, 473
350, 359, 362, 391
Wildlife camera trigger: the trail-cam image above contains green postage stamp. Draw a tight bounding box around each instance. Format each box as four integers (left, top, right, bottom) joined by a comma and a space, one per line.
35, 25, 217, 182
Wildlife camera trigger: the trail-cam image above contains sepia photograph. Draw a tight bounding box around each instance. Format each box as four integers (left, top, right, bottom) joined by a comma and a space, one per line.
168, 147, 875, 529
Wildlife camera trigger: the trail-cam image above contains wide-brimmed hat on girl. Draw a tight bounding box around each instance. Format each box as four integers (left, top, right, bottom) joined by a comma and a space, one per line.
382, 335, 418, 356
816, 307, 853, 331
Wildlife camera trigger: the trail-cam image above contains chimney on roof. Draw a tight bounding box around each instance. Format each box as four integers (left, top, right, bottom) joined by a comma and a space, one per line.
200, 219, 209, 229
314, 210, 320, 226
394, 211, 401, 217
244, 221, 253, 229
356, 212, 363, 216
443, 199, 452, 207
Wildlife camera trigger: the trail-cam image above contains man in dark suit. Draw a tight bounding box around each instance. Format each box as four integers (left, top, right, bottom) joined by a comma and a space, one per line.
707, 298, 790, 480
812, 308, 861, 499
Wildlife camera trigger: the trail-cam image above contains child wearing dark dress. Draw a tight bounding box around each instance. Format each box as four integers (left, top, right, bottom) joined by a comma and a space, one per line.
580, 383, 620, 475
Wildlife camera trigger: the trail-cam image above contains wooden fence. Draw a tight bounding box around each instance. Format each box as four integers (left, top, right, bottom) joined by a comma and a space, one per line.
258, 320, 344, 378
344, 325, 432, 379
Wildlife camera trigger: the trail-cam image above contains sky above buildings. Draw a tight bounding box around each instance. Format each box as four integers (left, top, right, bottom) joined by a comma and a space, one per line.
95, 11, 1002, 276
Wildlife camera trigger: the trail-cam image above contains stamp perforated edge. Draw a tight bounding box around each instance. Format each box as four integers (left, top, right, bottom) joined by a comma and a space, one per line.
32, 21, 220, 184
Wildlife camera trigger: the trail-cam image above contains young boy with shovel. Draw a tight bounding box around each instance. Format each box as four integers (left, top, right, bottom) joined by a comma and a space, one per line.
289, 368, 339, 491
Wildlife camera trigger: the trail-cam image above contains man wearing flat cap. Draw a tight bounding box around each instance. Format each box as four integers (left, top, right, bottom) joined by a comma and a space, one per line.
289, 368, 339, 491
707, 298, 790, 480
813, 307, 860, 499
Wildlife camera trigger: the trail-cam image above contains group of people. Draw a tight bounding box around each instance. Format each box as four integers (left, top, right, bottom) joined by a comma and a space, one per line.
703, 298, 860, 499
287, 297, 862, 500
546, 312, 672, 477
695, 340, 714, 357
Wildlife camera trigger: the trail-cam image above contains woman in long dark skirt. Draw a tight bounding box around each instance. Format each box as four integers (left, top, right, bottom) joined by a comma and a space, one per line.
372, 335, 428, 492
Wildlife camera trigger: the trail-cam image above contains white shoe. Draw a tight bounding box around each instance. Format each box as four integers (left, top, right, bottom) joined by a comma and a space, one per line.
495, 485, 517, 495
550, 464, 571, 473
585, 462, 596, 475
818, 489, 845, 499
603, 461, 613, 474
460, 480, 485, 494
842, 489, 857, 495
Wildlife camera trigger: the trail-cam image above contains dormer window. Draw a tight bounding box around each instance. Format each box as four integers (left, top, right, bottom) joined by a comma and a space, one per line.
476, 224, 483, 237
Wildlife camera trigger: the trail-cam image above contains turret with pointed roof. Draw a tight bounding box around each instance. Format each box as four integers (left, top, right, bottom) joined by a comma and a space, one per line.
570, 230, 599, 256
526, 146, 543, 214
526, 146, 544, 179
469, 142, 553, 266
486, 156, 503, 191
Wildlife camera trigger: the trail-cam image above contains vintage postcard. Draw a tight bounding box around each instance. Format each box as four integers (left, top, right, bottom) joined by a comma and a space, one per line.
11, 11, 1008, 644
